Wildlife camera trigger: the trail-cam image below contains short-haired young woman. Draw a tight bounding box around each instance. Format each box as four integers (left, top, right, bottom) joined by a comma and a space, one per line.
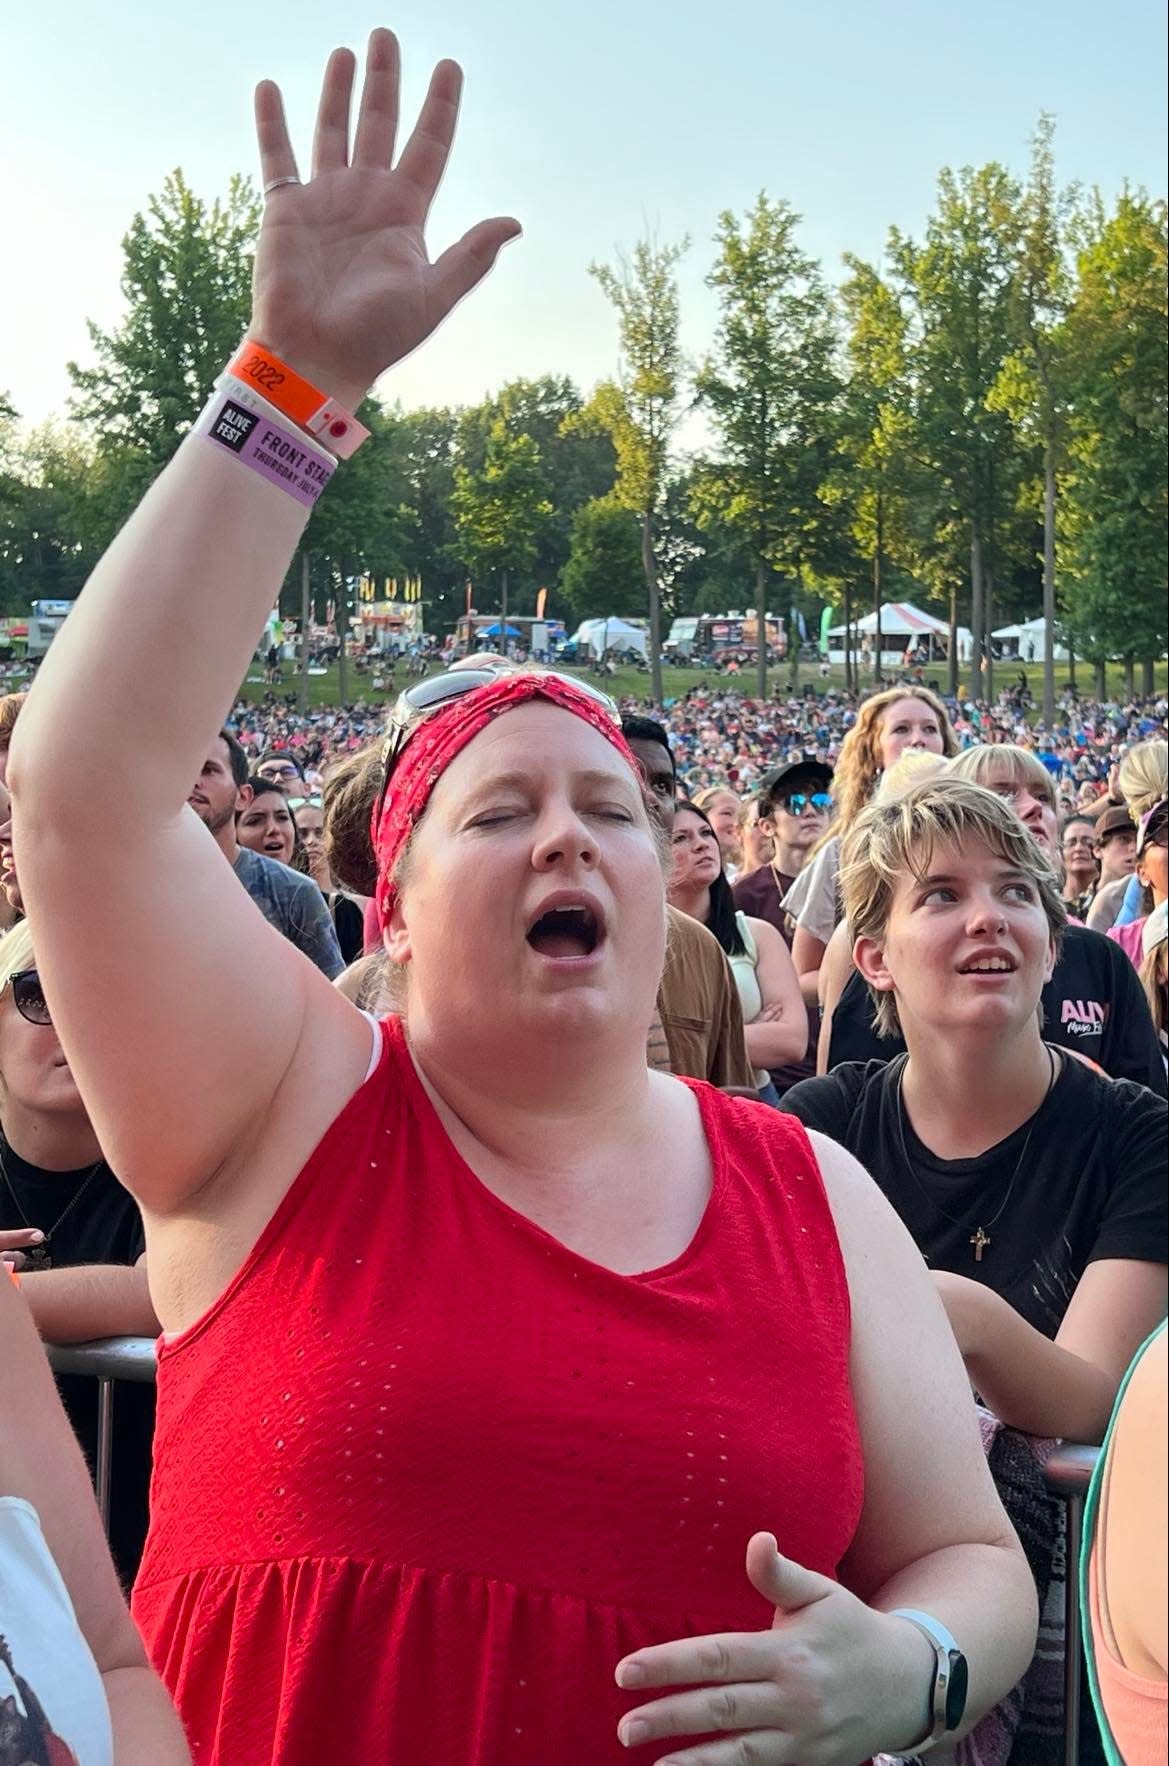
783, 776, 1167, 1444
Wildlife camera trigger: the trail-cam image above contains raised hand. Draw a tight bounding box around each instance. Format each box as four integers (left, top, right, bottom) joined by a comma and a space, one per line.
613, 1533, 933, 1764
252, 29, 520, 411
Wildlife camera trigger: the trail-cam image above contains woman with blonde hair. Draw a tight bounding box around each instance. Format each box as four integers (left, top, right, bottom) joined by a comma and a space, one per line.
787, 686, 957, 997
821, 746, 1167, 1091
12, 34, 1038, 1763
1088, 741, 1169, 934
784, 774, 1167, 1445
693, 782, 743, 876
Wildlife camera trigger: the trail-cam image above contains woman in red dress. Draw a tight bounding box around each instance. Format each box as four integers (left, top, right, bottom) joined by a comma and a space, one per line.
12, 31, 1036, 1765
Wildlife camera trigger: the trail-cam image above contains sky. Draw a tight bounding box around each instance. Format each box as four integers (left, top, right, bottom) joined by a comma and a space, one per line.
2, 0, 1166, 432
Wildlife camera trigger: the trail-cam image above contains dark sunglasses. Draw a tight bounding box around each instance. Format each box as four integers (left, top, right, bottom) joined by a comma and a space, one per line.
375, 669, 620, 824
777, 792, 832, 816
5, 969, 51, 1027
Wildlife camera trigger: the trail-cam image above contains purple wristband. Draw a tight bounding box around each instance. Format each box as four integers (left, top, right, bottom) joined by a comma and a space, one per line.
198, 395, 336, 507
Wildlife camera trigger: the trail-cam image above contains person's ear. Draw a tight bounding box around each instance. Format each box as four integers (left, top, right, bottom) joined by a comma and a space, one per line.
235, 782, 254, 813
853, 934, 896, 1000
384, 897, 412, 967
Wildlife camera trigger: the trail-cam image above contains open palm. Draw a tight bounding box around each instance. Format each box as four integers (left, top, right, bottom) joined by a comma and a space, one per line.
252, 30, 519, 410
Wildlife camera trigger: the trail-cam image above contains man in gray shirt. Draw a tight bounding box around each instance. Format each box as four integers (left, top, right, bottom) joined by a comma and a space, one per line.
188, 730, 344, 979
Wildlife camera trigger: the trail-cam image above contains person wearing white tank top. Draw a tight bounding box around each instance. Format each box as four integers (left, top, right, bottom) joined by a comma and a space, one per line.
0, 1274, 188, 1762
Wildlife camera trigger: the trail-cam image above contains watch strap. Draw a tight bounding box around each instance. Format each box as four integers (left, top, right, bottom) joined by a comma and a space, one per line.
888, 1607, 967, 1755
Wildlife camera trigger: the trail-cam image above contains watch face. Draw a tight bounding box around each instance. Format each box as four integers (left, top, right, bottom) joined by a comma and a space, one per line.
946, 1652, 969, 1731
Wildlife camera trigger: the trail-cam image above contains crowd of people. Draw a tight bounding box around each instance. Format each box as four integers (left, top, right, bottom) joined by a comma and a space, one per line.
0, 31, 1165, 1766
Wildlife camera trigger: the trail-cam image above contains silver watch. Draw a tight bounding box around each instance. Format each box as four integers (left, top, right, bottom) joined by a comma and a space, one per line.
889, 1608, 969, 1755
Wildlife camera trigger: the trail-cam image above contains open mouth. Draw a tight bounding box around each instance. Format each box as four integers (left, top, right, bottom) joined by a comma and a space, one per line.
957, 956, 1017, 975
526, 903, 601, 960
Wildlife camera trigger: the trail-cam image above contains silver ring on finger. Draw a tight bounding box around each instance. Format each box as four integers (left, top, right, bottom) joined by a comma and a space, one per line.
263, 176, 302, 197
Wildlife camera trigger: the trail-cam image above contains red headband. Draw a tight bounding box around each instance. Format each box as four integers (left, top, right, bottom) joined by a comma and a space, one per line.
371, 673, 640, 932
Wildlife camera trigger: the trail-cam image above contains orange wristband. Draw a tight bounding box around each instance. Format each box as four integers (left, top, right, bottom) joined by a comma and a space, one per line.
225, 342, 370, 459
5, 1264, 20, 1289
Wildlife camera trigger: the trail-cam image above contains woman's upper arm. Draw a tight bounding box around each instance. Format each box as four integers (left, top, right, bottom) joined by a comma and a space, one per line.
809, 1132, 1017, 1599
0, 1278, 147, 1675
1056, 1259, 1169, 1388
818, 920, 854, 1016
751, 918, 803, 1017
17, 806, 365, 1209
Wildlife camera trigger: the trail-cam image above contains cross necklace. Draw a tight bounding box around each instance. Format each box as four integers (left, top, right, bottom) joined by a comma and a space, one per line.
893, 1046, 1057, 1263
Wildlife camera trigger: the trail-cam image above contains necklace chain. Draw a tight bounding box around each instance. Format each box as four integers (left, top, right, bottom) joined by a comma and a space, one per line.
893, 1045, 1057, 1263
0, 1140, 107, 1269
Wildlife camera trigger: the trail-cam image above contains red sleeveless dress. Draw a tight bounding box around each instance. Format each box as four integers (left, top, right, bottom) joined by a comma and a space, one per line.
133, 1018, 863, 1764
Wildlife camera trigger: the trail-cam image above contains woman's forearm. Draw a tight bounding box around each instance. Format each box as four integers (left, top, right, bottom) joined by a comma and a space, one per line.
745, 1016, 806, 1068
20, 1264, 159, 1345
103, 1664, 191, 1765
963, 1295, 1119, 1443
10, 433, 309, 825
868, 1540, 1037, 1746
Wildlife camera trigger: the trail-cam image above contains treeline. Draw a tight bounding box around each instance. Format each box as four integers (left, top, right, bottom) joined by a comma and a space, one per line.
0, 119, 1165, 709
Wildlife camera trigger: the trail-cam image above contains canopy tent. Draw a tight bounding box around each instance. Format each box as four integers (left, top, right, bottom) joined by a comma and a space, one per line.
826, 601, 972, 663
992, 616, 1069, 661
570, 617, 649, 659
479, 622, 523, 638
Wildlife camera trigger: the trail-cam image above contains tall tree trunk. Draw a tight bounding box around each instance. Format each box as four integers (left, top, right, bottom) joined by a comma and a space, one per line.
1094, 659, 1106, 698
1067, 636, 1076, 690
755, 557, 768, 700
873, 494, 884, 685
1142, 658, 1155, 695
298, 550, 311, 715
642, 513, 663, 704
337, 567, 349, 706
500, 567, 509, 656
948, 584, 959, 698
983, 563, 995, 704
842, 580, 854, 694
970, 526, 984, 701
1123, 656, 1135, 698
1042, 440, 1056, 726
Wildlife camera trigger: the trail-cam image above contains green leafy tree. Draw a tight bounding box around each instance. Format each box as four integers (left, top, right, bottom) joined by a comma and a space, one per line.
561, 494, 645, 621
692, 196, 840, 695
831, 256, 922, 684
0, 420, 105, 614
456, 378, 616, 603
68, 170, 260, 538
587, 237, 689, 700
1058, 190, 1169, 692
451, 418, 554, 636
988, 116, 1080, 721
890, 163, 1025, 698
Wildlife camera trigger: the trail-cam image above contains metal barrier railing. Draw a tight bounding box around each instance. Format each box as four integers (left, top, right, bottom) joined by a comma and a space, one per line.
47, 1335, 158, 1529
1044, 1442, 1101, 1766
48, 1338, 1101, 1764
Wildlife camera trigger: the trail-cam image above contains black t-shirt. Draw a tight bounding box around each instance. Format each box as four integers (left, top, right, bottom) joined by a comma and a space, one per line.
828, 924, 1167, 1097
0, 1142, 154, 1584
781, 1054, 1167, 1337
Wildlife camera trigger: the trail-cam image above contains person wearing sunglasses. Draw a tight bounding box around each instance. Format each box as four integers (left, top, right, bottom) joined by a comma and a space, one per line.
10, 35, 1037, 1765
0, 921, 158, 1583
733, 760, 834, 939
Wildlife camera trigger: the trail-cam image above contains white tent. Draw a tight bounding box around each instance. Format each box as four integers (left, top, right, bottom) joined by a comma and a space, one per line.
992, 616, 1069, 661
826, 601, 973, 664
570, 617, 648, 659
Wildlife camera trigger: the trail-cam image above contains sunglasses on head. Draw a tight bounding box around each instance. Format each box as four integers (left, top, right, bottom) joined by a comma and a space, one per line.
375, 669, 620, 824
4, 969, 51, 1028
288, 796, 324, 812
778, 792, 832, 816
